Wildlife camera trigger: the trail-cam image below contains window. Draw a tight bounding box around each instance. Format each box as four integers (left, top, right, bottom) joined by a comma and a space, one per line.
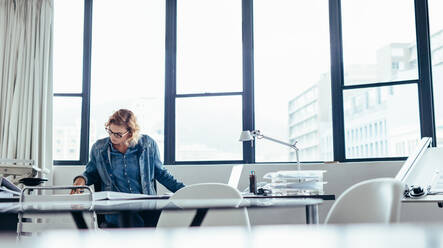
172, 0, 243, 162
341, 0, 417, 85
429, 0, 443, 147
177, 0, 242, 94
90, 0, 165, 159
344, 84, 421, 159
53, 0, 85, 163
176, 96, 242, 161
54, 0, 437, 165
339, 0, 423, 160
53, 1, 84, 94
254, 0, 333, 162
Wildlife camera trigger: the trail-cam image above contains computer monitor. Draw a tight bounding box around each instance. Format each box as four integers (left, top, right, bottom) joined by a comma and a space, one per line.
228, 164, 243, 189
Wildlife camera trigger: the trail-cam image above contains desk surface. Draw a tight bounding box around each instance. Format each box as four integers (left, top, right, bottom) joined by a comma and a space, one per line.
403, 195, 443, 202
0, 194, 335, 203
3, 224, 442, 248
0, 198, 322, 214
244, 194, 335, 200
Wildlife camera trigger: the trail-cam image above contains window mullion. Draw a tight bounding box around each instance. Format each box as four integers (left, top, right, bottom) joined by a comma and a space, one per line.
79, 0, 93, 165
415, 0, 436, 146
242, 0, 255, 163
329, 0, 346, 162
165, 0, 177, 165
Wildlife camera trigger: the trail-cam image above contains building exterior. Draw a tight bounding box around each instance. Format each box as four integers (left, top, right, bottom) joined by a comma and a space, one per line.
289, 31, 443, 161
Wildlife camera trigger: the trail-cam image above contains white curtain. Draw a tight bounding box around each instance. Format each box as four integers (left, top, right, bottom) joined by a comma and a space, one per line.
0, 0, 53, 177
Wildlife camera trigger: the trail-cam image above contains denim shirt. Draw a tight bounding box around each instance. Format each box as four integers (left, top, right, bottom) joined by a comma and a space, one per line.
109, 141, 142, 194
79, 135, 185, 227
81, 135, 185, 195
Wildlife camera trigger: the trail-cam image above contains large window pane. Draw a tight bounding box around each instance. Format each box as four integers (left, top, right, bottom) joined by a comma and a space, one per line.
428, 0, 443, 147
176, 0, 242, 94
344, 84, 421, 158
53, 98, 82, 160
254, 0, 333, 162
176, 96, 242, 161
341, 0, 417, 85
53, 0, 83, 93
90, 0, 165, 159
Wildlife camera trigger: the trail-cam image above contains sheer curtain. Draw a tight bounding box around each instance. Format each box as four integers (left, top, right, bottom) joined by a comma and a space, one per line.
0, 0, 53, 180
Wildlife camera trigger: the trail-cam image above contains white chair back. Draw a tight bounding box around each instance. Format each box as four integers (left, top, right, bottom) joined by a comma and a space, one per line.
17, 186, 97, 239
156, 183, 250, 229
325, 178, 403, 224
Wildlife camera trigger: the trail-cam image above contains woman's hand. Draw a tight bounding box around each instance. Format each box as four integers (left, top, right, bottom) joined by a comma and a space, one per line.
70, 177, 86, 194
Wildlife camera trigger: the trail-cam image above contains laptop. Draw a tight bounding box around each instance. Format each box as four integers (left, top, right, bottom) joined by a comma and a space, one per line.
227, 164, 243, 189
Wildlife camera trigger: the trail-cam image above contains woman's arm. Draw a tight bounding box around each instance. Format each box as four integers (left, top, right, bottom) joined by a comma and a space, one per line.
152, 141, 185, 192
71, 145, 100, 194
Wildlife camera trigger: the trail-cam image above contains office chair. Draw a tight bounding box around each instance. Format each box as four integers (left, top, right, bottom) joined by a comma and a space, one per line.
17, 186, 98, 239
324, 178, 403, 224
156, 183, 250, 229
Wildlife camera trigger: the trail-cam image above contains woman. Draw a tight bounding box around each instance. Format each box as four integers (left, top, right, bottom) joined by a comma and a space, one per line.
72, 109, 185, 227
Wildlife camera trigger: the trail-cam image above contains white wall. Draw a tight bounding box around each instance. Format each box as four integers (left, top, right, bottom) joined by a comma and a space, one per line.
53, 162, 443, 225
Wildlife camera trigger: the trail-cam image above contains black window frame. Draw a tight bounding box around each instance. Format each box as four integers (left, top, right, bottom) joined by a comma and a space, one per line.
54, 0, 92, 165
54, 0, 437, 166
329, 0, 436, 162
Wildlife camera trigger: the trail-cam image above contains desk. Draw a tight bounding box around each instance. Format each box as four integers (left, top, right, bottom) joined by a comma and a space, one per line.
0, 196, 19, 202
244, 194, 335, 200
0, 198, 322, 230
2, 224, 441, 248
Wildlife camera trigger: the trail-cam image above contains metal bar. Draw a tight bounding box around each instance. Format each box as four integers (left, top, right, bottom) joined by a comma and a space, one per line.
0, 159, 34, 165
190, 208, 209, 227
415, 0, 436, 146
176, 92, 243, 98
71, 212, 88, 229
164, 0, 177, 165
305, 204, 319, 224
20, 186, 94, 203
343, 157, 408, 162
329, 0, 346, 162
53, 93, 83, 97
19, 186, 95, 230
119, 211, 134, 228
259, 135, 295, 149
342, 79, 419, 90
53, 160, 83, 166
172, 160, 244, 165
79, 0, 93, 165
242, 0, 255, 163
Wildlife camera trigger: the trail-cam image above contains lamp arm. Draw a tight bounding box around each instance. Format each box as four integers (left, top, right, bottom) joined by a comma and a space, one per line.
259, 135, 298, 151
250, 131, 301, 170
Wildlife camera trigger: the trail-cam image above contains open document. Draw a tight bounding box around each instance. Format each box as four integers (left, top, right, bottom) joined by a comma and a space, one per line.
93, 191, 170, 201
0, 177, 21, 198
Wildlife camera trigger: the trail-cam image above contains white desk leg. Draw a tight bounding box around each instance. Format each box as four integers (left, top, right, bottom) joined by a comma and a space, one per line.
305, 205, 319, 224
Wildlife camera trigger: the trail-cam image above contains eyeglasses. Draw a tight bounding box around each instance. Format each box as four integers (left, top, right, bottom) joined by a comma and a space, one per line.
106, 128, 129, 139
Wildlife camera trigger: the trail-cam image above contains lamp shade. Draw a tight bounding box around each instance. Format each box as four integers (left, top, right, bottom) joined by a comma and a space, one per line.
239, 130, 254, 141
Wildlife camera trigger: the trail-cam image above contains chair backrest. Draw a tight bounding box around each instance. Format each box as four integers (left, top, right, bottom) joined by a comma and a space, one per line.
17, 186, 97, 239
324, 178, 403, 224
156, 183, 250, 228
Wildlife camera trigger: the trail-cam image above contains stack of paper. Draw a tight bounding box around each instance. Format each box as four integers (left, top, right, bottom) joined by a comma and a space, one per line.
263, 170, 327, 195
93, 191, 170, 201
0, 177, 21, 198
